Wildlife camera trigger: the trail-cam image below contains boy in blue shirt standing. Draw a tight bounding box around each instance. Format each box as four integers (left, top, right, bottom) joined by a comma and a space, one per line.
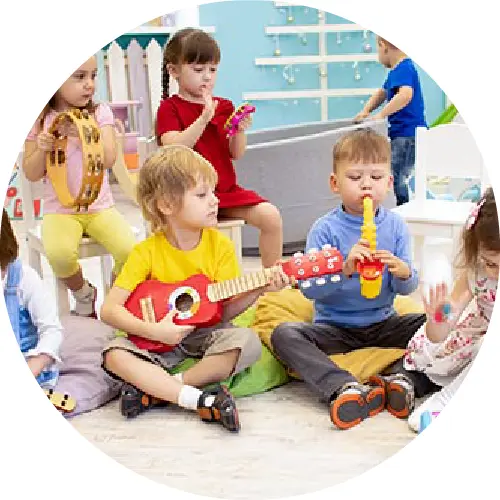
354, 36, 427, 206
271, 129, 436, 430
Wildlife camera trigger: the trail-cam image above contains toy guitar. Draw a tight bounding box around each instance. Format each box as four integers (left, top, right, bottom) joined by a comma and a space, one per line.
357, 195, 384, 299
125, 245, 343, 353
44, 388, 76, 413
224, 103, 256, 137
46, 107, 105, 211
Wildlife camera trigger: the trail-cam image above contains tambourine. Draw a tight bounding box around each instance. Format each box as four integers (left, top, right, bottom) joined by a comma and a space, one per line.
46, 108, 104, 211
223, 103, 255, 137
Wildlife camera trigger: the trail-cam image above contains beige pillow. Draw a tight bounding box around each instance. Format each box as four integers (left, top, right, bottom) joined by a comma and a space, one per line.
252, 288, 423, 383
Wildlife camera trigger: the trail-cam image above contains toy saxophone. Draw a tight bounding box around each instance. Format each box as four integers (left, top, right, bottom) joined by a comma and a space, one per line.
356, 195, 384, 299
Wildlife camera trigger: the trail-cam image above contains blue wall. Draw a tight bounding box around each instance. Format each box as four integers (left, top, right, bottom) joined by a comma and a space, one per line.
200, 0, 446, 130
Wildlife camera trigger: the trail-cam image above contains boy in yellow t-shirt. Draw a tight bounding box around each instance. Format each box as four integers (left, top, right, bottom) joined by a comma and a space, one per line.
100, 145, 289, 432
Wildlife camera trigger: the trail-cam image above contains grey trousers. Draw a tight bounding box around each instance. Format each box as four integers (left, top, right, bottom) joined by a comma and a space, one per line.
271, 313, 438, 402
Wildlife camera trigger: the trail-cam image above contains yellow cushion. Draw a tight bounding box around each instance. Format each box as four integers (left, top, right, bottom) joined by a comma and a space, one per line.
252, 288, 423, 383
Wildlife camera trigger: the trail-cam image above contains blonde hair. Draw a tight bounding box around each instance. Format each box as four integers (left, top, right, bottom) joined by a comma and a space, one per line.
333, 128, 391, 172
137, 145, 218, 232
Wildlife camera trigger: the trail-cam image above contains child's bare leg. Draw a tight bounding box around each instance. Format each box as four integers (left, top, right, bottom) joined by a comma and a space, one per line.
220, 203, 283, 267
182, 349, 240, 387
104, 348, 182, 402
104, 347, 241, 431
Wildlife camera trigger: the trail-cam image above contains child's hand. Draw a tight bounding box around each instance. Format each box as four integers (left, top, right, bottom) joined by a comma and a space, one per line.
26, 353, 53, 377
353, 110, 369, 123
372, 250, 410, 279
57, 120, 79, 138
422, 282, 456, 324
201, 91, 218, 124
265, 264, 292, 292
344, 239, 372, 276
236, 114, 253, 133
371, 112, 385, 121
152, 308, 195, 346
36, 132, 56, 152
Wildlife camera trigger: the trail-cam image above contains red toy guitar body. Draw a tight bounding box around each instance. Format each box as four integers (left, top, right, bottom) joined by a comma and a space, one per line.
125, 274, 223, 353
125, 246, 344, 353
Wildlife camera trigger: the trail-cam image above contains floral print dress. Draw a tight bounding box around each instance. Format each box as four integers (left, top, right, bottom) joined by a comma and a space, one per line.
404, 269, 496, 387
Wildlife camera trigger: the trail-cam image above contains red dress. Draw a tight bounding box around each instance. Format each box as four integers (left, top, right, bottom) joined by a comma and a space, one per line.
156, 95, 266, 209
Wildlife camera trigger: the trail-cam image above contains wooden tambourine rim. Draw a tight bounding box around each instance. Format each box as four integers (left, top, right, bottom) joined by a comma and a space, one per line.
46, 108, 105, 211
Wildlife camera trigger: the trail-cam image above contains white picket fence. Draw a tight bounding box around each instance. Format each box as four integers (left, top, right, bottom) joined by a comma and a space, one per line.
96, 39, 165, 139
95, 20, 214, 139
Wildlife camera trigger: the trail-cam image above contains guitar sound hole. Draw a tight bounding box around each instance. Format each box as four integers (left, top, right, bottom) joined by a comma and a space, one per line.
175, 293, 194, 312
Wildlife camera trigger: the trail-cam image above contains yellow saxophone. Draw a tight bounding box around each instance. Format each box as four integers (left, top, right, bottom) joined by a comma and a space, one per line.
357, 195, 383, 299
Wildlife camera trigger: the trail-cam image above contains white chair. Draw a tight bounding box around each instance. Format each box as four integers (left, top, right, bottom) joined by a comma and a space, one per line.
137, 137, 246, 267
392, 123, 489, 271
17, 151, 140, 316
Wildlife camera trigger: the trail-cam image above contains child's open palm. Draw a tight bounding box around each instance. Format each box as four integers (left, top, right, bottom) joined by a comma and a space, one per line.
201, 91, 218, 123
423, 282, 457, 324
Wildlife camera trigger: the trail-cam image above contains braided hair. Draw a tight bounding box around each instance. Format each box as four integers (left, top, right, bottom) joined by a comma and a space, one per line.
161, 28, 221, 100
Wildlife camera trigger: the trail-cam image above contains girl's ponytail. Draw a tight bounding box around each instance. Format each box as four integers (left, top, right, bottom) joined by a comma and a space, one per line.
161, 56, 170, 100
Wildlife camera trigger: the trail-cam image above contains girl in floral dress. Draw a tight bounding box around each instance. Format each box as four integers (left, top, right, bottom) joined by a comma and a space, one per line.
404, 187, 498, 431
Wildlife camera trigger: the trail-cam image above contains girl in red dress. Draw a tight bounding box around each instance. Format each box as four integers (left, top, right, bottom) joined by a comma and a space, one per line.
156, 28, 283, 267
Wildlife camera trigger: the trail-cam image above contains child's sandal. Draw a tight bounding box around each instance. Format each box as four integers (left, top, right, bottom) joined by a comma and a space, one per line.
369, 373, 415, 419
329, 382, 385, 430
120, 383, 167, 418
197, 385, 240, 432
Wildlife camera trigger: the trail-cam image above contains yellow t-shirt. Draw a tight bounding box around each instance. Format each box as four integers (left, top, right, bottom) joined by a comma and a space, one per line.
115, 228, 241, 292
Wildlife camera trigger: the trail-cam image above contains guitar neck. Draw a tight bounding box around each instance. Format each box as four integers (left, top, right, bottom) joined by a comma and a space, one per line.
207, 247, 344, 302
207, 268, 274, 302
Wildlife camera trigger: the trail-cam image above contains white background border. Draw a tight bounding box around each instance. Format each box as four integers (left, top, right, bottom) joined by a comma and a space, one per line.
1, 1, 498, 499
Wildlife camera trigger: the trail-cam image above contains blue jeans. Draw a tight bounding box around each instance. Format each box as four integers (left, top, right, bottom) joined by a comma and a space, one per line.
391, 137, 415, 206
